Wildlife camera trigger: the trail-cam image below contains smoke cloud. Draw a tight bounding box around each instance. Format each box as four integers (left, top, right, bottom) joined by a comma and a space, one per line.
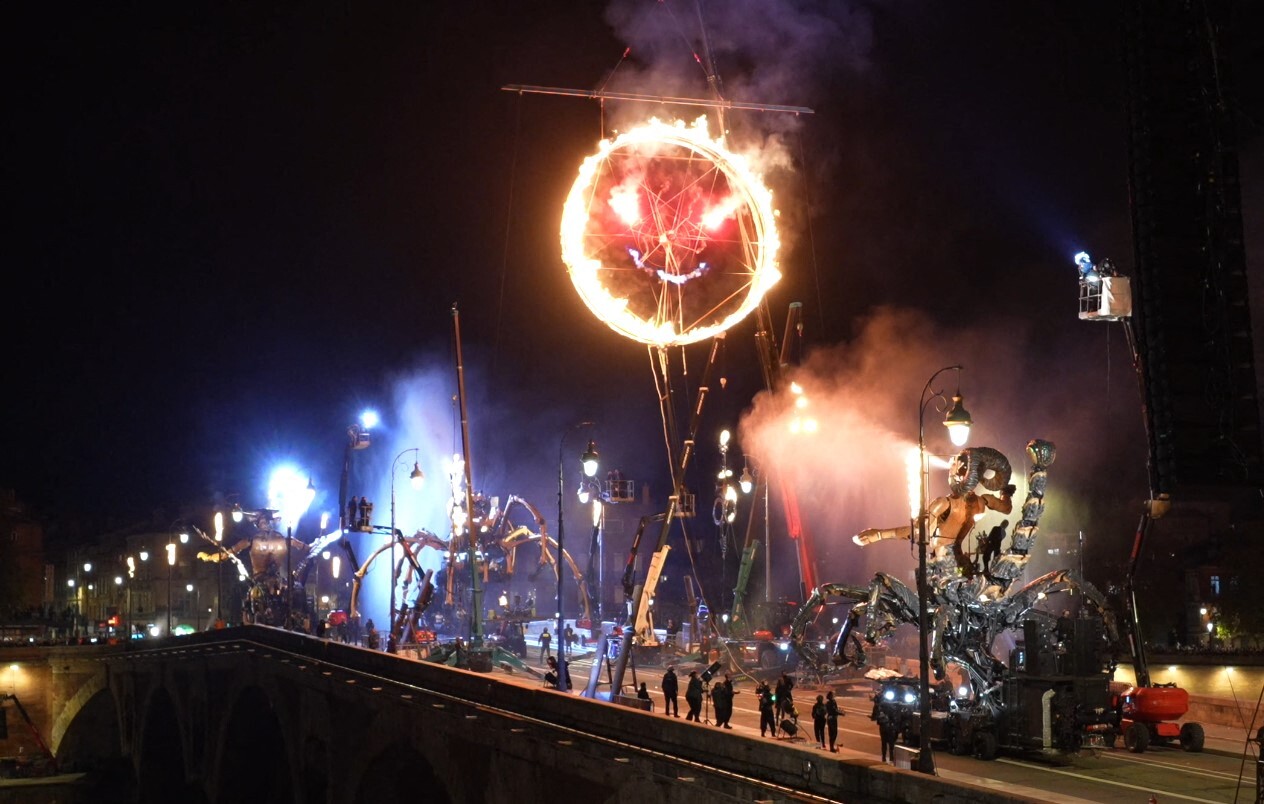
738, 305, 1148, 586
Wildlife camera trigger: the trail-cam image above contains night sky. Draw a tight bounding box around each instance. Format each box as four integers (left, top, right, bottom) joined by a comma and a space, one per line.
4, 3, 1262, 596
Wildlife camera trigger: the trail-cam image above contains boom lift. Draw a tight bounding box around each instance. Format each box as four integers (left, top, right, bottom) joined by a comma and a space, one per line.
0, 694, 58, 776
1077, 253, 1203, 753
721, 303, 822, 669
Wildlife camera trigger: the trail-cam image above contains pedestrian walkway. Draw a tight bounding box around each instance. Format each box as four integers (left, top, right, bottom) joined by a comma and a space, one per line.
1190, 717, 1261, 758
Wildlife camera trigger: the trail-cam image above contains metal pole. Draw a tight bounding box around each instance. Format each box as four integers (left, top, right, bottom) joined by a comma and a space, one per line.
597, 506, 604, 623
451, 304, 484, 650
914, 365, 961, 775
556, 422, 594, 690
338, 435, 353, 534
285, 526, 292, 629
391, 462, 397, 633
557, 438, 567, 690
388, 447, 418, 640
167, 557, 172, 636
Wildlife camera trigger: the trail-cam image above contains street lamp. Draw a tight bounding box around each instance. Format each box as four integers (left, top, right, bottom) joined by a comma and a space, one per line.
123, 560, 135, 640
166, 541, 177, 635
113, 575, 123, 637
66, 578, 76, 637
915, 365, 972, 774
213, 511, 225, 623
187, 583, 200, 631
390, 447, 425, 636
557, 423, 596, 691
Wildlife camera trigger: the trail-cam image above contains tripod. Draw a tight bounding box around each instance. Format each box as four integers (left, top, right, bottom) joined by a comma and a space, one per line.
702, 682, 713, 725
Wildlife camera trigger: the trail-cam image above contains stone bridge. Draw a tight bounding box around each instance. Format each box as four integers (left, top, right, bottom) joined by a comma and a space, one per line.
1, 627, 1037, 803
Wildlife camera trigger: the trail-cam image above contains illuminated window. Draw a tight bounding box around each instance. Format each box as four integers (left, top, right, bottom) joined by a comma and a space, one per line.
1209, 575, 1220, 596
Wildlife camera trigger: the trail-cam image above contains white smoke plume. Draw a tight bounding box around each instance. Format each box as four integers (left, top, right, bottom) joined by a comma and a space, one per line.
738, 306, 1148, 585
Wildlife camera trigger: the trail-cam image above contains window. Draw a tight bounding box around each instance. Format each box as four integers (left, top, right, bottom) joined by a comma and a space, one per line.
1209, 575, 1220, 597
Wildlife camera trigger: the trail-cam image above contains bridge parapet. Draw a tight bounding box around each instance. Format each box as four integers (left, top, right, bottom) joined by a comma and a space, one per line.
6, 629, 1085, 802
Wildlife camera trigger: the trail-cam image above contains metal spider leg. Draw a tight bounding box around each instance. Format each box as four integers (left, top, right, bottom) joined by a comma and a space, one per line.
863, 572, 920, 645
789, 582, 869, 672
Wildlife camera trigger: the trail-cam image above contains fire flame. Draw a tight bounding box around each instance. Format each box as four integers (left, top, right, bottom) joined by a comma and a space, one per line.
561, 116, 781, 347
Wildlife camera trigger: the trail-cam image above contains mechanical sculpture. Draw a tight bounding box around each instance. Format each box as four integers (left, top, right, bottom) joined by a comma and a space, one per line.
196, 510, 317, 627
346, 486, 595, 649
791, 440, 1119, 712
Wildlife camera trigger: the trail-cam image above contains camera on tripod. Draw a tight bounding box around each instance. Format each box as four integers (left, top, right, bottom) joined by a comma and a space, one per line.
700, 661, 723, 683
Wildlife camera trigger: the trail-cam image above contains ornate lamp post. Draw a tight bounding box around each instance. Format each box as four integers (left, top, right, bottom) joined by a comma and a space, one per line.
389, 448, 425, 635
556, 423, 596, 691
915, 365, 972, 774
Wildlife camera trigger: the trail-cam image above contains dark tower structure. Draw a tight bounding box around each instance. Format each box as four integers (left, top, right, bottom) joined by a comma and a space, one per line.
1123, 0, 1263, 493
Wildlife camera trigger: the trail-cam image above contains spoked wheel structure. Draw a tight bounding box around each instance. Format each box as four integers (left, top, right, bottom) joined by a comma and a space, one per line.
561, 117, 780, 347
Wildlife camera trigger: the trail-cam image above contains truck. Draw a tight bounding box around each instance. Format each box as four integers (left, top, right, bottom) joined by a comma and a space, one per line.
878, 614, 1118, 761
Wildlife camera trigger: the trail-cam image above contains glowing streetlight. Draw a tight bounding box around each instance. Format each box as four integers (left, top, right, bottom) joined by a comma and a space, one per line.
739, 460, 754, 494
581, 440, 600, 478
914, 364, 972, 774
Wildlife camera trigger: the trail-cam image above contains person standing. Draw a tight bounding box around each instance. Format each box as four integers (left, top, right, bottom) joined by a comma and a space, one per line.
661, 666, 680, 717
539, 627, 551, 661
871, 695, 898, 763
812, 694, 827, 749
711, 677, 727, 728
758, 682, 777, 737
713, 674, 736, 729
776, 673, 796, 735
825, 690, 842, 751
685, 671, 703, 721
665, 618, 681, 650
979, 519, 1008, 579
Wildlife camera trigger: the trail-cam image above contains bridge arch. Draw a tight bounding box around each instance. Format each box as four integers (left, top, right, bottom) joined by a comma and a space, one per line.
48, 665, 111, 757
57, 687, 131, 788
137, 685, 203, 803
352, 741, 448, 803
215, 684, 293, 804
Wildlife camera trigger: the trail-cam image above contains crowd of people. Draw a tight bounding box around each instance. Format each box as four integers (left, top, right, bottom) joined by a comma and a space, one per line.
515, 633, 931, 764
621, 666, 856, 755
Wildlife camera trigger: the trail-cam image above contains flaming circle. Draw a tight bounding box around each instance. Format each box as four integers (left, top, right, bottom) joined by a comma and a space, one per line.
561, 117, 781, 346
